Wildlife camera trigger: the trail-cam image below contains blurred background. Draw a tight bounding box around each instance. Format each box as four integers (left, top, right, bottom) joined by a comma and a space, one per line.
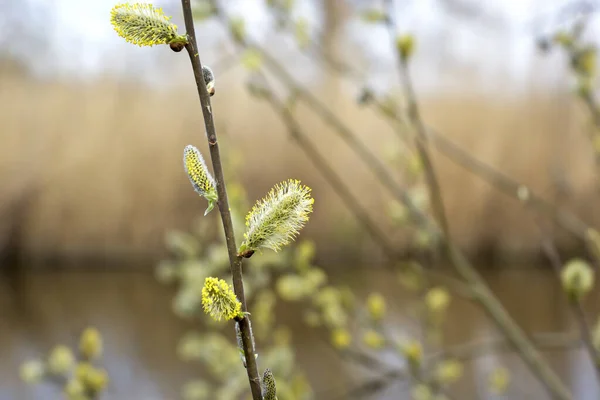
3, 0, 600, 399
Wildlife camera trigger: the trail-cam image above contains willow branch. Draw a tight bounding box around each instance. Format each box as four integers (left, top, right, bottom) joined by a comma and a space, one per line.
344, 332, 578, 400
257, 75, 471, 296
180, 1, 261, 398
290, 12, 592, 243
383, 1, 572, 398
209, 1, 472, 297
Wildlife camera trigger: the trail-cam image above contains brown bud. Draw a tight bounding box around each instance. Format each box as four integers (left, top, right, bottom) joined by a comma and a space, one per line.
170, 42, 185, 52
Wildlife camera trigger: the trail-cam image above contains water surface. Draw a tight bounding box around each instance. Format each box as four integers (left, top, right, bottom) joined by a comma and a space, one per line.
2, 266, 599, 399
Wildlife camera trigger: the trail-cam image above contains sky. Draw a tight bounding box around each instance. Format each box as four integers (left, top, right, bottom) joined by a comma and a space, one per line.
2, 0, 599, 93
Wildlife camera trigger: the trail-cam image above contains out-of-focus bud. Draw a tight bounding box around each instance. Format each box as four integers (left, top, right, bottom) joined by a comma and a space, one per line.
47, 345, 75, 376
362, 330, 385, 349
561, 258, 594, 301
489, 367, 510, 395
331, 328, 351, 349
435, 359, 464, 384
20, 360, 45, 384
396, 34, 415, 62
366, 293, 386, 321
425, 287, 451, 314
399, 339, 423, 369
79, 327, 103, 361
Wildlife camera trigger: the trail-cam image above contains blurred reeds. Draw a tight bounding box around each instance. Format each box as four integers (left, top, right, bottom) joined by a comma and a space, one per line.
0, 55, 597, 264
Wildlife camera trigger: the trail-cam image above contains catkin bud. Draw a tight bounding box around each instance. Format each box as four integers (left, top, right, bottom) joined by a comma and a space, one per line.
20, 360, 45, 384
202, 65, 215, 96
47, 345, 75, 376
396, 34, 415, 62
239, 179, 314, 257
64, 379, 85, 399
262, 369, 278, 400
435, 359, 464, 384
399, 339, 423, 369
201, 277, 243, 321
425, 287, 450, 313
110, 3, 188, 48
561, 258, 594, 301
79, 327, 103, 360
489, 367, 510, 395
366, 293, 386, 321
331, 328, 352, 349
362, 330, 385, 349
183, 145, 218, 216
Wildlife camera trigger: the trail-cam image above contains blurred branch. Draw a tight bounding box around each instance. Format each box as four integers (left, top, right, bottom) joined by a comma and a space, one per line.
292, 11, 593, 244
383, 1, 573, 398
344, 331, 579, 400
210, 3, 573, 393
209, 1, 474, 298
180, 1, 262, 398
252, 68, 472, 297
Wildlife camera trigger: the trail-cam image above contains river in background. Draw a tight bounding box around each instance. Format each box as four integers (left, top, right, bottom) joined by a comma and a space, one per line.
2, 265, 600, 400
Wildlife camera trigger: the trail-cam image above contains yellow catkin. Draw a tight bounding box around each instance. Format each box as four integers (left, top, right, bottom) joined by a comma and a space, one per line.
110, 3, 184, 47
201, 277, 242, 321
240, 179, 314, 254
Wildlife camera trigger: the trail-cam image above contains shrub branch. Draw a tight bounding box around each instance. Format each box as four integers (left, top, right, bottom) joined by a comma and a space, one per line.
180, 1, 262, 398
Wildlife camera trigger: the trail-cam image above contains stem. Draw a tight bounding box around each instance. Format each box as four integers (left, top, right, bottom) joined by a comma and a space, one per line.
384, 1, 572, 399
180, 1, 262, 399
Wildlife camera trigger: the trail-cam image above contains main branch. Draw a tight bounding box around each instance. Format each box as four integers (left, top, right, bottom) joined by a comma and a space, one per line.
180, 1, 262, 398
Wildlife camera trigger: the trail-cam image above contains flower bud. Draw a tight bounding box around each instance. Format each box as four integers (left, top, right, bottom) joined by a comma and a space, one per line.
19, 360, 45, 384
110, 3, 187, 48
239, 179, 314, 257
396, 34, 415, 62
201, 277, 243, 321
366, 293, 386, 321
363, 330, 385, 349
47, 345, 74, 376
331, 328, 351, 349
561, 258, 594, 301
425, 287, 450, 313
262, 369, 278, 400
183, 145, 218, 216
489, 367, 510, 395
79, 327, 103, 360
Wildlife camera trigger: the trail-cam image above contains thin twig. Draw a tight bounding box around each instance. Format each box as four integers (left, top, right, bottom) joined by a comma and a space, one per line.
180, 1, 262, 399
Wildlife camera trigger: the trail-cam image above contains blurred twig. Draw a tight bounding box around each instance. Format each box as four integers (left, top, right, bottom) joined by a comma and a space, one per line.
209, 1, 473, 298
344, 331, 579, 400
383, 1, 573, 398
292, 12, 593, 244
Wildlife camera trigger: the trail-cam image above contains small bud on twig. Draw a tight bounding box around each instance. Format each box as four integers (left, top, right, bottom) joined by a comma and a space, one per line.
183, 145, 218, 216
262, 369, 278, 400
